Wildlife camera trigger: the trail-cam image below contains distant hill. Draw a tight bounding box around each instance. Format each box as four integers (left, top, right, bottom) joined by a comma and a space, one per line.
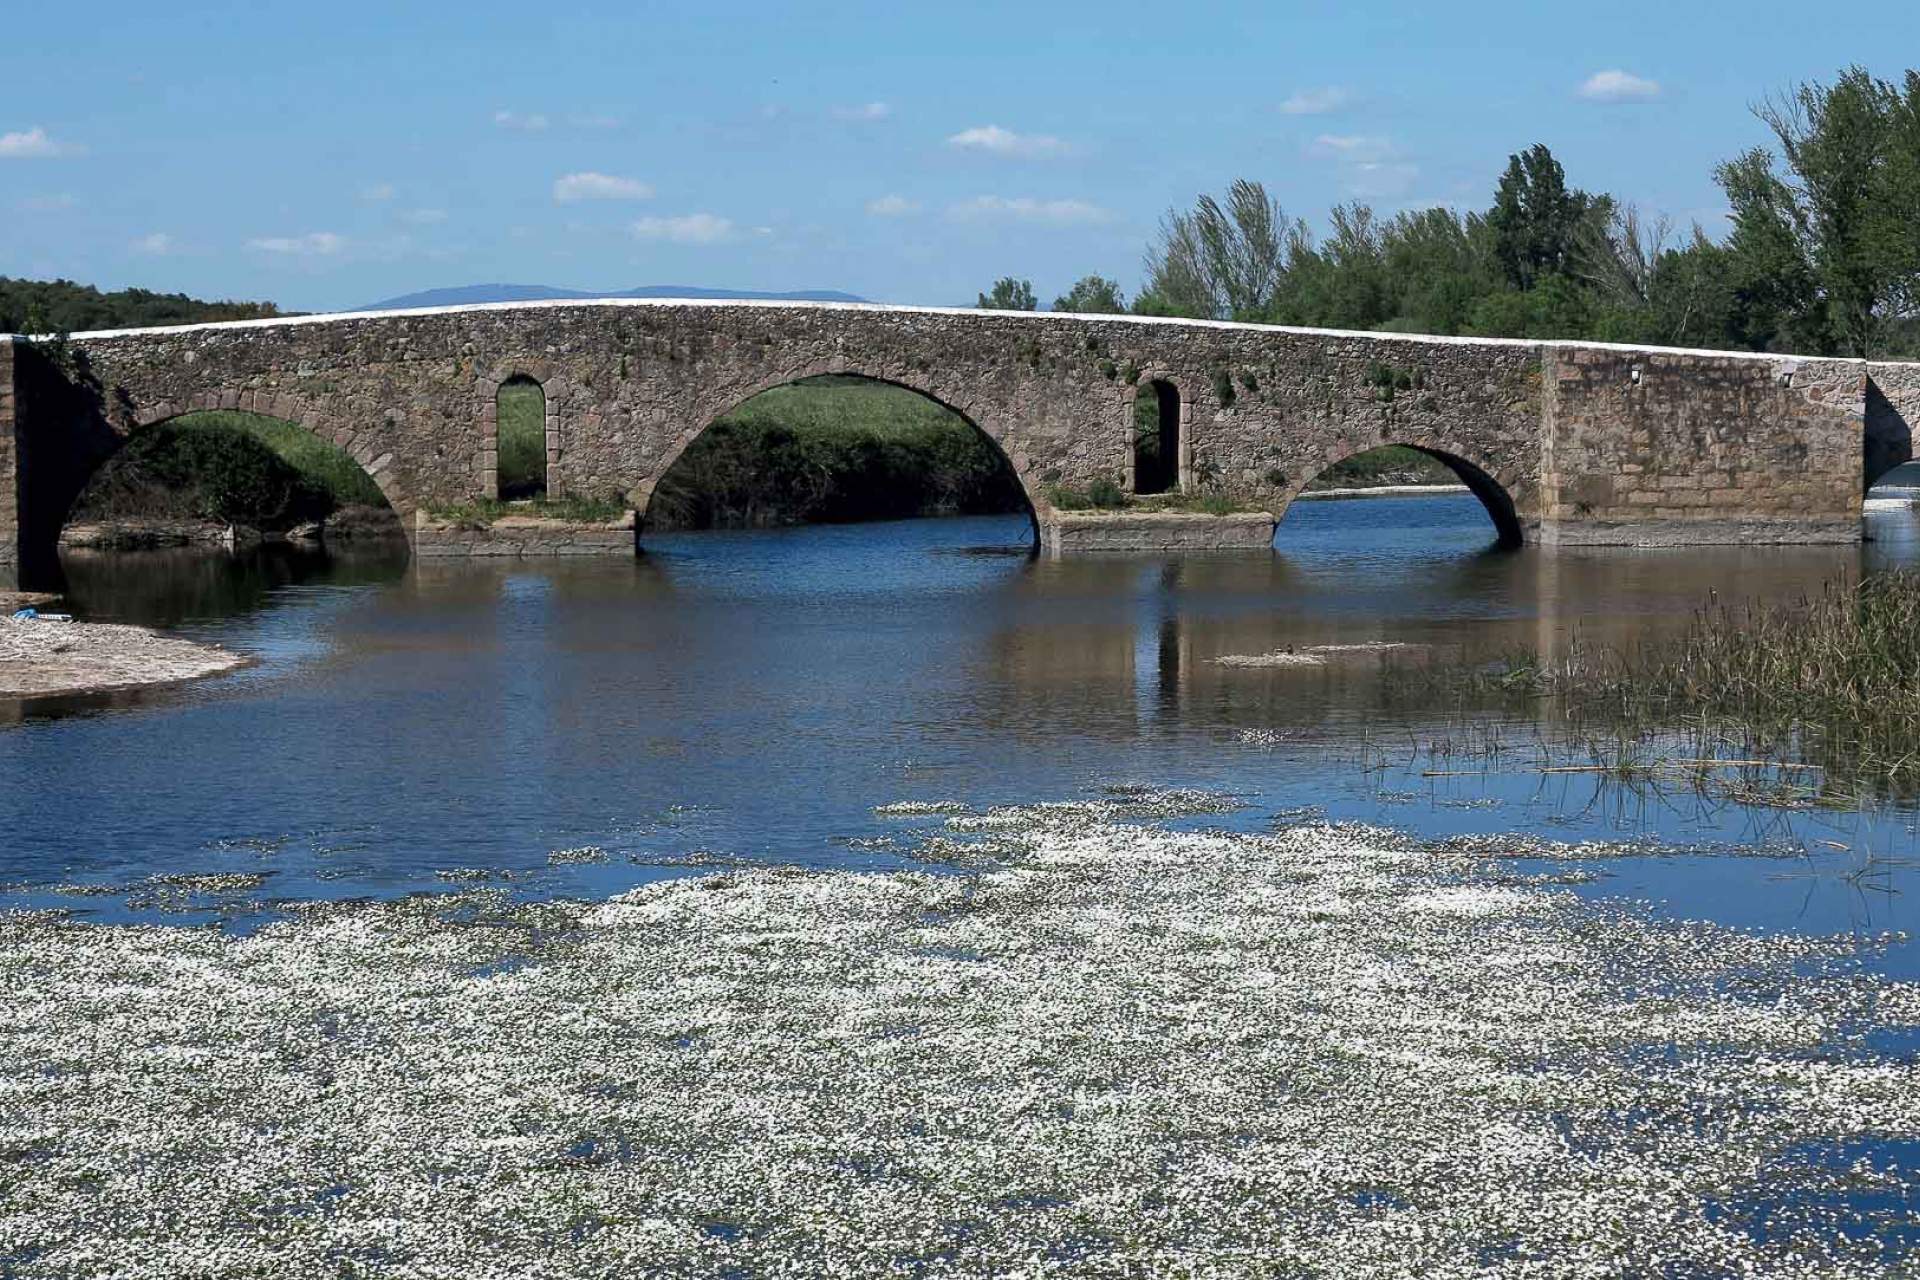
361, 284, 868, 311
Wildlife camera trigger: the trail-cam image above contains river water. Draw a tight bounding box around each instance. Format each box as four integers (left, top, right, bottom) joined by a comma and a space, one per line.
4, 484, 1920, 979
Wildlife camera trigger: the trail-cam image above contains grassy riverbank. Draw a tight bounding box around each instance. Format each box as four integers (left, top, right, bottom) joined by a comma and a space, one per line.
71, 411, 388, 537
648, 376, 1026, 529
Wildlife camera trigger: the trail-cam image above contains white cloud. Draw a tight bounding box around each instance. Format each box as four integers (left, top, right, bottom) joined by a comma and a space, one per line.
834, 101, 892, 121
401, 208, 448, 225
946, 125, 1069, 158
1311, 136, 1418, 198
949, 196, 1111, 225
18, 193, 76, 211
1280, 87, 1351, 116
630, 213, 734, 244
493, 109, 550, 132
571, 114, 622, 129
1579, 70, 1661, 103
553, 171, 654, 203
1313, 134, 1392, 159
865, 194, 920, 217
0, 127, 64, 159
361, 182, 396, 202
132, 232, 176, 256
247, 232, 345, 257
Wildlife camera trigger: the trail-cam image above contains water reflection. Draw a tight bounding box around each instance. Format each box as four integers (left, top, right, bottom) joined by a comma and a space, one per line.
0, 490, 1916, 964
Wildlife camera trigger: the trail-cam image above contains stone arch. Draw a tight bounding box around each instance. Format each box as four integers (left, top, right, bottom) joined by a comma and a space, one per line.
20, 395, 415, 575
475, 366, 563, 500
1127, 376, 1186, 495
635, 362, 1047, 537
1281, 436, 1526, 548
1864, 378, 1913, 495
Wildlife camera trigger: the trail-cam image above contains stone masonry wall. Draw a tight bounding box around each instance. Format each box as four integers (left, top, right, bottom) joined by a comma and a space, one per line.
1539, 347, 1866, 545
3, 301, 1913, 570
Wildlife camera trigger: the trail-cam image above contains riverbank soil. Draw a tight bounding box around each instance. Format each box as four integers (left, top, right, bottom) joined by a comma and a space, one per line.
0, 616, 248, 698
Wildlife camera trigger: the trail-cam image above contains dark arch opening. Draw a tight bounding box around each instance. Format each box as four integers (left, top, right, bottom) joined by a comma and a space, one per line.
496, 376, 548, 500
56, 410, 403, 556
1133, 380, 1180, 495
1288, 444, 1523, 549
643, 374, 1037, 548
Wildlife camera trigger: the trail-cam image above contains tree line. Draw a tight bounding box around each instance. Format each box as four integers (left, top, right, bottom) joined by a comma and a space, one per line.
0, 277, 280, 335
980, 66, 1920, 360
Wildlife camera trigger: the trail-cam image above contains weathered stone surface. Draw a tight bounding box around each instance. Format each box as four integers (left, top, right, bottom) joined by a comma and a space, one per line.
1043, 512, 1277, 554
413, 512, 636, 558
0, 301, 1912, 573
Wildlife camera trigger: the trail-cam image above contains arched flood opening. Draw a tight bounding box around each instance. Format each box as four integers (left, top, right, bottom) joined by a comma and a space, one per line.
642, 374, 1036, 548
1133, 380, 1181, 495
59, 410, 404, 554
496, 376, 548, 500
1283, 444, 1524, 550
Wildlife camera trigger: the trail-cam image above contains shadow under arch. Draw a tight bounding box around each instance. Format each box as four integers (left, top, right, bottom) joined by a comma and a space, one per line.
1284, 441, 1525, 550
26, 407, 408, 588
638, 370, 1042, 552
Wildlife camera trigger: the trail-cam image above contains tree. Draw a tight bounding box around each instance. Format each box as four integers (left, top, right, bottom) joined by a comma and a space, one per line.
976, 278, 1037, 311
1487, 145, 1603, 291
1140, 179, 1306, 321
1723, 66, 1920, 356
1052, 275, 1126, 314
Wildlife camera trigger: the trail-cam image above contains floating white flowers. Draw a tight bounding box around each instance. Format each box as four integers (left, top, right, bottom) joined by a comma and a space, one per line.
0, 792, 1912, 1274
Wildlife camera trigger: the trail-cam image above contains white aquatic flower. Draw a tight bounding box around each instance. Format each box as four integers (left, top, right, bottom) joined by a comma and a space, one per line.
0, 795, 1912, 1275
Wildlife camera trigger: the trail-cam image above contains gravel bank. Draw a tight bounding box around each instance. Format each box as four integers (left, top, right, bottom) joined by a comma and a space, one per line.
0, 615, 247, 698
0, 791, 1912, 1275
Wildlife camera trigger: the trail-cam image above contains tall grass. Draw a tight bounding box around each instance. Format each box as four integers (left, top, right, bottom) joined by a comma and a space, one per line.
1453, 575, 1920, 795
73, 411, 390, 529
178, 411, 386, 508
648, 376, 1024, 529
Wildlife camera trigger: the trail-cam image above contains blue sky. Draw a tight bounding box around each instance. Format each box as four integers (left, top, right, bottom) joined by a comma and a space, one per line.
3, 0, 1915, 312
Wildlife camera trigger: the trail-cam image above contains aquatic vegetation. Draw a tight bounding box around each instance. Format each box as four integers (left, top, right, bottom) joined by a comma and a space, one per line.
0, 796, 1914, 1274
1425, 575, 1920, 799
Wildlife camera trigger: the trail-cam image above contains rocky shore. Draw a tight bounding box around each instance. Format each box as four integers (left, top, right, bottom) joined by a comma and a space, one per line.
0, 613, 247, 698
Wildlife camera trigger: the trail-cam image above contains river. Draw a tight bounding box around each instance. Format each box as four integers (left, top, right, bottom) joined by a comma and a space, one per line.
6, 484, 1920, 1271
4, 484, 1918, 959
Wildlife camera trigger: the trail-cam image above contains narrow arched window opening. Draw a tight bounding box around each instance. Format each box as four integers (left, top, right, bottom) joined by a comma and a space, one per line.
497, 376, 547, 500
1134, 381, 1180, 495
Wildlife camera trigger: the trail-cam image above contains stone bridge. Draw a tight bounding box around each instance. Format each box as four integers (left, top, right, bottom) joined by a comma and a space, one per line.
2, 299, 1916, 578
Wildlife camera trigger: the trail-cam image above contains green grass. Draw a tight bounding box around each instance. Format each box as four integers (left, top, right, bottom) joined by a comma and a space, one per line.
649, 375, 1025, 529
173, 411, 387, 508
1307, 445, 1455, 490
496, 380, 547, 499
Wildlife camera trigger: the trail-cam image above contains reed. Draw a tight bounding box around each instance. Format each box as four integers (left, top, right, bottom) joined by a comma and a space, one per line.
1433, 575, 1920, 798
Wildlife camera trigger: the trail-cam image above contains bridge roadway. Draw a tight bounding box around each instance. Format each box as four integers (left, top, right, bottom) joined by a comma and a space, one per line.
2, 299, 1916, 574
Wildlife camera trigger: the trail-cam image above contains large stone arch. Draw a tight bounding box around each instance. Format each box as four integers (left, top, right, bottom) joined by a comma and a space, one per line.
633, 360, 1049, 532
14, 377, 416, 576
1278, 434, 1528, 547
